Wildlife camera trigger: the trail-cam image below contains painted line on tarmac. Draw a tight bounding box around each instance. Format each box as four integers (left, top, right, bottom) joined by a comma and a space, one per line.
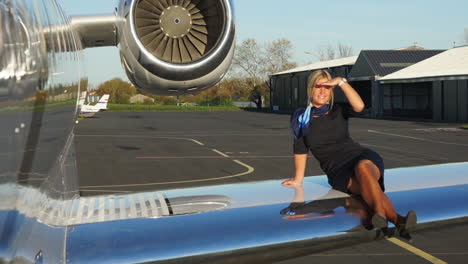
233, 160, 255, 175
309, 252, 468, 257
137, 156, 224, 159
361, 143, 449, 161
136, 155, 312, 159
76, 133, 286, 137
80, 138, 255, 189
191, 139, 205, 146
76, 134, 205, 146
212, 149, 230, 157
80, 159, 255, 189
368, 130, 468, 147
386, 237, 447, 264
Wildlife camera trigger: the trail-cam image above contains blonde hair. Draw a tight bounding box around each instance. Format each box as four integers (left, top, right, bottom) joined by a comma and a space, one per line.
307, 70, 334, 108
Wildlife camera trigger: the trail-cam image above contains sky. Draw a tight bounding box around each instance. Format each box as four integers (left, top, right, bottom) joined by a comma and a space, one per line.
59, 0, 468, 88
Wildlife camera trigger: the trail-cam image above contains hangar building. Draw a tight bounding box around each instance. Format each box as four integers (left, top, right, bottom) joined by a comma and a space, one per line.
269, 48, 468, 122
379, 46, 468, 122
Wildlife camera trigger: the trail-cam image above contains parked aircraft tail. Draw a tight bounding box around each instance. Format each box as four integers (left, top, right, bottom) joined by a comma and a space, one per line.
95, 94, 109, 110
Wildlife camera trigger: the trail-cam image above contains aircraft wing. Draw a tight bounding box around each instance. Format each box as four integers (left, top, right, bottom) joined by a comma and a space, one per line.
3, 162, 468, 263
64, 163, 468, 263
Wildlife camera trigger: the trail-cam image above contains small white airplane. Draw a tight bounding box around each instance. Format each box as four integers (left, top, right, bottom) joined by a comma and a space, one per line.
79, 94, 110, 117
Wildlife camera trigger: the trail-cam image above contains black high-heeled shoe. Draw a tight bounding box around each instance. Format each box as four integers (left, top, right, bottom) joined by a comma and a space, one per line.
396, 210, 417, 240
371, 214, 388, 229
371, 214, 389, 237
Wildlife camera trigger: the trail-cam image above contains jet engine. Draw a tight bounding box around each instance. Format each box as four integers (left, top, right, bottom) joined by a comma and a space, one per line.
117, 0, 235, 95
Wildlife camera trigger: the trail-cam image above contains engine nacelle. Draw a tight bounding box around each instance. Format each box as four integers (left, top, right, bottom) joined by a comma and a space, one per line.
117, 0, 235, 95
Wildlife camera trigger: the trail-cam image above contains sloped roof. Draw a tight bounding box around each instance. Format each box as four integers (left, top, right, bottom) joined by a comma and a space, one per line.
348, 50, 445, 80
379, 46, 468, 83
271, 56, 358, 76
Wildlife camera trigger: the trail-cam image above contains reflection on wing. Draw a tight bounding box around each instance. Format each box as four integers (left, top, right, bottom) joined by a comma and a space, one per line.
65, 163, 468, 264
0, 184, 231, 226
1, 0, 83, 263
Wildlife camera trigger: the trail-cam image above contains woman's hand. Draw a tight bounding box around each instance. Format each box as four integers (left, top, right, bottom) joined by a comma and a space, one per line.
317, 77, 342, 87
281, 178, 303, 187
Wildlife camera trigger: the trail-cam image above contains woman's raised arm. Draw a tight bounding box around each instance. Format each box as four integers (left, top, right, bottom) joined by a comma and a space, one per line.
320, 77, 365, 112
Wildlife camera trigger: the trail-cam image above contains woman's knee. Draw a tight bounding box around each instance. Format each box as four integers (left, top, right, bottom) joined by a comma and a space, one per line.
347, 176, 361, 194
354, 159, 380, 181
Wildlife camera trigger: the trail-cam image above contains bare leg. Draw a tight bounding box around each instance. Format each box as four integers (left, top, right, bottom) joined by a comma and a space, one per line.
382, 194, 399, 224
345, 196, 373, 229
347, 159, 399, 224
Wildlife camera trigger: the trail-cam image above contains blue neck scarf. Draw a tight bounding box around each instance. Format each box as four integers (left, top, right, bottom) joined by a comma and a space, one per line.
291, 104, 330, 140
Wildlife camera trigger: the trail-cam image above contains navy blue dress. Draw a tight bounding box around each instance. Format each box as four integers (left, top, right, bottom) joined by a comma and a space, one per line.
293, 104, 385, 193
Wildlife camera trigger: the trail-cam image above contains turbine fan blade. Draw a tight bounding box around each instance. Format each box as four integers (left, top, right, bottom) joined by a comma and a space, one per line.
178, 37, 192, 62
162, 38, 174, 61
182, 36, 202, 60
172, 38, 182, 62
191, 24, 208, 34
138, 1, 162, 14
190, 30, 207, 45
154, 36, 169, 57
192, 19, 207, 26
134, 0, 225, 63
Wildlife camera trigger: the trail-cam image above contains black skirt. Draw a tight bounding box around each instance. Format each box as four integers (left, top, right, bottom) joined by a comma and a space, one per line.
328, 148, 385, 193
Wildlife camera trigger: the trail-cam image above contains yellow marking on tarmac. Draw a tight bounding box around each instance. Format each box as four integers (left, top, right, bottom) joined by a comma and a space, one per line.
386, 237, 447, 264
136, 155, 310, 159
190, 139, 204, 146
233, 160, 255, 174
76, 135, 205, 146
212, 149, 229, 157
81, 159, 255, 188
80, 137, 256, 189
137, 156, 224, 159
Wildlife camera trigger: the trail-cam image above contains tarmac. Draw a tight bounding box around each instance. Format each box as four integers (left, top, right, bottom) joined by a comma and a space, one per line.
74, 110, 468, 264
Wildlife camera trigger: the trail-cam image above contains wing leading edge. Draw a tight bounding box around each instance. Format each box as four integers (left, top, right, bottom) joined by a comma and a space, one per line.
61, 162, 468, 263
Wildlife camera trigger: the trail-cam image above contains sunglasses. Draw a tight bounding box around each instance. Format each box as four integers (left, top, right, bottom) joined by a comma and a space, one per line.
313, 84, 333, 89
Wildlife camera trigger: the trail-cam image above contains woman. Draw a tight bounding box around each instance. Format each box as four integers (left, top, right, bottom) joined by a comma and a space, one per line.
282, 70, 416, 238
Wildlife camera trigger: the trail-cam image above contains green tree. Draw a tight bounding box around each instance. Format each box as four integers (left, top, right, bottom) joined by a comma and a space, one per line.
95, 78, 137, 104
232, 38, 297, 108
151, 96, 178, 105
143, 98, 154, 105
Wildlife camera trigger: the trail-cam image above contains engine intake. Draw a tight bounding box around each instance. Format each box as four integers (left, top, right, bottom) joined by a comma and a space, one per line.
118, 0, 235, 95
135, 0, 224, 64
